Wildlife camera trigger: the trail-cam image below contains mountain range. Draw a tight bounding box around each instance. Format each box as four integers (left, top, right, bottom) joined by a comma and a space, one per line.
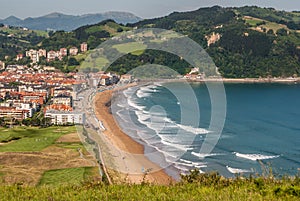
0, 11, 142, 31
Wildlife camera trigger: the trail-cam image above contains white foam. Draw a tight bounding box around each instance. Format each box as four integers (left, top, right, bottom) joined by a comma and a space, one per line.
136, 85, 159, 98
234, 152, 280, 161
195, 165, 207, 169
135, 111, 150, 122
155, 147, 181, 160
164, 117, 210, 135
128, 98, 145, 111
136, 90, 151, 98
180, 159, 193, 164
123, 88, 135, 98
159, 134, 182, 144
191, 162, 207, 167
191, 152, 224, 158
178, 124, 210, 135
226, 166, 252, 174
174, 165, 190, 172
161, 140, 193, 151
116, 104, 125, 108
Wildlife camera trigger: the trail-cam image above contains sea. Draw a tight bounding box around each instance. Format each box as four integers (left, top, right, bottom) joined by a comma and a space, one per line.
111, 82, 300, 179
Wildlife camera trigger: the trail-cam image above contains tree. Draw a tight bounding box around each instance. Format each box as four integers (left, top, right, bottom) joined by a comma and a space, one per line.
68, 57, 80, 66
267, 29, 274, 35
117, 27, 124, 32
276, 28, 288, 36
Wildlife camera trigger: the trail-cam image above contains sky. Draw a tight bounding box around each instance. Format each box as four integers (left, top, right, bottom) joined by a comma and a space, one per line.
1, 0, 300, 19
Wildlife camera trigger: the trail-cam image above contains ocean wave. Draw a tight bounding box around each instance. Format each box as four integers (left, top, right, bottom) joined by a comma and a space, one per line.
123, 87, 135, 98
226, 166, 252, 174
175, 164, 205, 173
135, 111, 150, 122
157, 149, 181, 161
177, 124, 210, 135
128, 98, 146, 111
164, 117, 210, 135
174, 165, 190, 172
175, 162, 196, 167
191, 152, 224, 158
180, 158, 193, 164
136, 90, 151, 98
161, 140, 193, 151
234, 152, 280, 161
136, 85, 159, 98
175, 161, 207, 168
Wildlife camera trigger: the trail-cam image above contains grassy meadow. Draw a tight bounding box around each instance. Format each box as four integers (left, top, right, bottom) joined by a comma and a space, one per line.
0, 126, 99, 185
38, 167, 95, 186
0, 126, 75, 152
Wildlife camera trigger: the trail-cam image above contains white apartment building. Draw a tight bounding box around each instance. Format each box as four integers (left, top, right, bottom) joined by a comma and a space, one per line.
45, 110, 85, 125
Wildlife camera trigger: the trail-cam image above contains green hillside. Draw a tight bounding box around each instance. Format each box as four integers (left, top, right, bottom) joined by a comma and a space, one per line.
130, 6, 300, 78
40, 20, 130, 50
0, 25, 48, 59
1, 6, 300, 78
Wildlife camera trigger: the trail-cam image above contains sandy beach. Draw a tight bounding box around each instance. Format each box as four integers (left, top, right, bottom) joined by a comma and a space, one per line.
93, 85, 173, 185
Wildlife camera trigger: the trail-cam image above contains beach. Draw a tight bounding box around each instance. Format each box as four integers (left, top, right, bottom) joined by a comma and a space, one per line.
93, 85, 173, 185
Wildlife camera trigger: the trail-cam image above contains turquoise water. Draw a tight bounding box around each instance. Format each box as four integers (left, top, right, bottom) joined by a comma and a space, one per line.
113, 82, 300, 178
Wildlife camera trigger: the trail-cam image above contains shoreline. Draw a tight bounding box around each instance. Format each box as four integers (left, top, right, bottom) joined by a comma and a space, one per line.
93, 84, 174, 185
136, 77, 300, 84
195, 77, 300, 83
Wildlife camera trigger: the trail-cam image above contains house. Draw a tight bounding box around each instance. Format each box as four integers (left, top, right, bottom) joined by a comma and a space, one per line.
69, 47, 78, 56
189, 67, 200, 75
120, 74, 133, 83
52, 95, 72, 107
47, 50, 57, 61
0, 61, 5, 69
59, 48, 68, 57
0, 106, 29, 121
16, 54, 23, 61
80, 43, 88, 52
6, 100, 35, 118
20, 92, 46, 105
26, 49, 39, 63
38, 49, 47, 58
53, 87, 73, 97
205, 32, 221, 47
45, 110, 85, 125
43, 66, 56, 71
99, 75, 111, 86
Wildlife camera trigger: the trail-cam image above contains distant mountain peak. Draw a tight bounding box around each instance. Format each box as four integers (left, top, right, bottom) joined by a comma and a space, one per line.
43, 12, 70, 18
0, 11, 142, 31
4, 15, 21, 21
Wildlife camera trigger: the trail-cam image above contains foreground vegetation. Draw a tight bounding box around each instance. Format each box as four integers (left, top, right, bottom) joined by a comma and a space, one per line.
0, 171, 299, 200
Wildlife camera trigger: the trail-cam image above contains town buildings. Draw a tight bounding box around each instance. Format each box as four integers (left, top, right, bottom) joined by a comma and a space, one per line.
80, 42, 88, 52
23, 42, 87, 63
45, 110, 85, 125
26, 49, 39, 63
38, 49, 47, 58
0, 57, 119, 126
0, 65, 86, 125
47, 50, 58, 61
69, 47, 79, 56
